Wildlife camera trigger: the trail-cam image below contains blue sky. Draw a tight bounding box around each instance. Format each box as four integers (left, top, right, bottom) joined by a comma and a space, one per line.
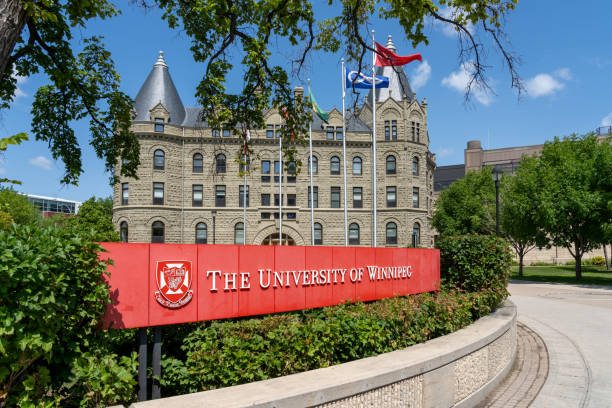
2, 1, 612, 202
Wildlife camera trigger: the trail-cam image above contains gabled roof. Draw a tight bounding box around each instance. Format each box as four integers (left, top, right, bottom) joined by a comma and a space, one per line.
310, 109, 371, 133
133, 51, 186, 125
366, 35, 416, 104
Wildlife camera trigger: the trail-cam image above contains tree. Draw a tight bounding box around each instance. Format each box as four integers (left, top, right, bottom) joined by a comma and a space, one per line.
2, 0, 521, 183
432, 167, 497, 237
0, 187, 39, 225
67, 196, 119, 242
500, 156, 548, 276
533, 134, 612, 280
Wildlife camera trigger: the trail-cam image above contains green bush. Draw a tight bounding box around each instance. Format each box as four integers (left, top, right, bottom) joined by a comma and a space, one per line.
160, 286, 507, 395
530, 261, 553, 266
436, 234, 512, 291
584, 256, 605, 266
0, 225, 136, 407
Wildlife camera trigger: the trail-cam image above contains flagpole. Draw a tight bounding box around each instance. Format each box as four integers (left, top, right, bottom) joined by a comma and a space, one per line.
371, 29, 377, 248
308, 79, 315, 245
279, 114, 283, 245
341, 59, 348, 246
243, 149, 247, 245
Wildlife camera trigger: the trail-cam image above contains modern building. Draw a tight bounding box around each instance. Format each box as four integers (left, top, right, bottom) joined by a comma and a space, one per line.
113, 36, 437, 247
26, 194, 82, 217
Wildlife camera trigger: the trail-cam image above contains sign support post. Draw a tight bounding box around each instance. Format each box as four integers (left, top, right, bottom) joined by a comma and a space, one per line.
152, 327, 162, 399
138, 327, 147, 401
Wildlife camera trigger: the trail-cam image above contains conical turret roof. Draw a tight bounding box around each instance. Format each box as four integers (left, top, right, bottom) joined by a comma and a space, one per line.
366, 35, 416, 104
133, 51, 186, 124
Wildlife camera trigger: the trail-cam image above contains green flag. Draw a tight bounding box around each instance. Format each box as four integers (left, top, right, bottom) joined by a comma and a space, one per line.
309, 88, 330, 123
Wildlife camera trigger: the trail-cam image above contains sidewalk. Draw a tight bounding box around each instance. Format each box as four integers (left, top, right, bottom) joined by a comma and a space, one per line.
508, 281, 612, 407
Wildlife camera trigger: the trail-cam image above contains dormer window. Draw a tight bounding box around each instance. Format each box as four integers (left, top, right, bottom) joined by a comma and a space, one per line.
154, 117, 164, 132
222, 129, 231, 137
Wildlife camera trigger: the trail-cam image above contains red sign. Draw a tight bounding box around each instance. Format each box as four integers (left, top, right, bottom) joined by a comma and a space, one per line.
100, 244, 440, 329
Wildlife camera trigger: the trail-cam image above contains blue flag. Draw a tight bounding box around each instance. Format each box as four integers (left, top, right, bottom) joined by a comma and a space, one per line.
346, 69, 389, 89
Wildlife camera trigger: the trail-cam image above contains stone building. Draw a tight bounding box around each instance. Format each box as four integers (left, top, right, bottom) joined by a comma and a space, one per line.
113, 36, 436, 247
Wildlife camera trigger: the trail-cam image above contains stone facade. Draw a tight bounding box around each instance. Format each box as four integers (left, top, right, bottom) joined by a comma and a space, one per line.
114, 45, 436, 248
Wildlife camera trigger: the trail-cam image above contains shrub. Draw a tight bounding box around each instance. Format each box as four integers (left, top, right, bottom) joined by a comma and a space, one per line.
436, 234, 512, 291
0, 224, 136, 407
585, 256, 605, 266
160, 286, 508, 395
530, 261, 553, 266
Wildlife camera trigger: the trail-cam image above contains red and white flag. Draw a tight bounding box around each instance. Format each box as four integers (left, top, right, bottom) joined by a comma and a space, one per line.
374, 42, 422, 67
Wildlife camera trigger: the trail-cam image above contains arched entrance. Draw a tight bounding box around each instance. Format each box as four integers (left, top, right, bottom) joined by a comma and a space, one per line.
261, 232, 296, 246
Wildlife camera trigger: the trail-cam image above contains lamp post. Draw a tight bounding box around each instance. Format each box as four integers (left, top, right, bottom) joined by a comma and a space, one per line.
211, 209, 217, 244
492, 165, 503, 237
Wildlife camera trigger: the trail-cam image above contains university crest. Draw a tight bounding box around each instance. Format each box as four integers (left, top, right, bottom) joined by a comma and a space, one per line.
154, 261, 193, 308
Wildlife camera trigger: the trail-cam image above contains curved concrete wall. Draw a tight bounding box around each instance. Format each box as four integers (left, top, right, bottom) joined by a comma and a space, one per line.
130, 301, 516, 408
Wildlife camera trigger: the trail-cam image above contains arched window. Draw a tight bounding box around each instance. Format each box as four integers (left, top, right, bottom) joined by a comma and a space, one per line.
314, 222, 323, 245
386, 222, 397, 245
308, 155, 318, 174
234, 222, 245, 245
216, 154, 226, 173
386, 155, 396, 175
412, 222, 421, 247
120, 221, 128, 243
193, 153, 203, 173
412, 156, 419, 176
349, 223, 360, 245
352, 157, 362, 175
330, 156, 340, 175
153, 149, 165, 170
152, 221, 165, 243
195, 222, 207, 244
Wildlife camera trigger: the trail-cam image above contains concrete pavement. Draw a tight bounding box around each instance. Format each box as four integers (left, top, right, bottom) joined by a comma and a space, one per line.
508, 281, 612, 407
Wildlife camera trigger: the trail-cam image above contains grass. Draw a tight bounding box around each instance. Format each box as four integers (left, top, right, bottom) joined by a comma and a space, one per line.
511, 265, 612, 286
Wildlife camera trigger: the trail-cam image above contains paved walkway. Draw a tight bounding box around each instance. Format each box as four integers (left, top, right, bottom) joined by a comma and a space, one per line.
508, 280, 612, 407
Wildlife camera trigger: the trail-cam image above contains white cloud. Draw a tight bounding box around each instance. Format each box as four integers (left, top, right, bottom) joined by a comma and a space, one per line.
11, 71, 27, 99
437, 6, 474, 37
435, 148, 455, 158
28, 156, 52, 170
525, 74, 564, 98
441, 63, 493, 106
0, 168, 5, 175
601, 112, 612, 127
554, 67, 572, 80
410, 60, 431, 91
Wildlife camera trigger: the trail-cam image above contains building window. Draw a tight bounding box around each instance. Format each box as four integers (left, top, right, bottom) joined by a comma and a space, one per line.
287, 212, 296, 219
287, 194, 296, 206
411, 122, 420, 142
239, 185, 249, 207
151, 221, 164, 243
240, 156, 250, 173
154, 117, 164, 132
121, 183, 129, 205
336, 126, 343, 140
287, 161, 296, 183
308, 155, 318, 174
196, 222, 207, 244
266, 124, 274, 138
352, 157, 362, 175
331, 186, 341, 208
308, 186, 318, 208
153, 149, 165, 170
384, 120, 390, 141
192, 184, 203, 207
349, 223, 360, 245
391, 120, 397, 141
153, 182, 164, 205
386, 155, 396, 175
412, 156, 419, 176
120, 221, 128, 243
326, 126, 335, 140
413, 187, 419, 208
412, 222, 421, 247
261, 160, 271, 182
353, 187, 363, 208
274, 212, 281, 219
330, 156, 340, 175
314, 222, 323, 245
274, 160, 281, 182
222, 129, 231, 137
386, 222, 397, 245
274, 194, 283, 206
386, 186, 397, 207
234, 222, 245, 245
193, 153, 203, 173
261, 193, 270, 206
216, 154, 226, 173
212, 129, 220, 137
261, 212, 271, 219
215, 185, 226, 207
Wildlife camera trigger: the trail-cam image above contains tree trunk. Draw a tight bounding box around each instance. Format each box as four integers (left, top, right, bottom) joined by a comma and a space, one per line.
604, 244, 610, 271
518, 252, 524, 277
0, 0, 27, 80
574, 241, 582, 281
